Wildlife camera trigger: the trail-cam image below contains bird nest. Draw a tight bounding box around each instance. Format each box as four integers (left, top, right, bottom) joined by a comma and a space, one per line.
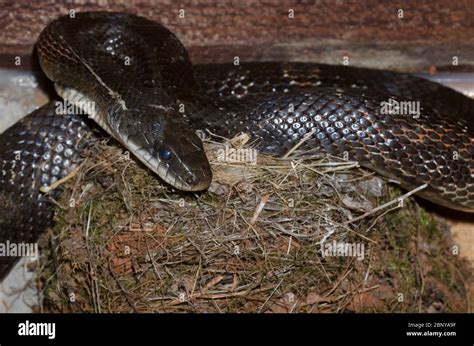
36, 133, 471, 313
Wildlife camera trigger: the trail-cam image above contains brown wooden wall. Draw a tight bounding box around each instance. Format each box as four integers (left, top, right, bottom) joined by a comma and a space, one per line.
1, 0, 474, 71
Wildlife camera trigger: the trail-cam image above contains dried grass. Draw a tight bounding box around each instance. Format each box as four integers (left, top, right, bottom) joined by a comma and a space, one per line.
36, 133, 471, 313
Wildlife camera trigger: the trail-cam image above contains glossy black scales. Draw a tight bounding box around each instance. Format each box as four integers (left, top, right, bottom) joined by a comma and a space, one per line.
0, 102, 91, 278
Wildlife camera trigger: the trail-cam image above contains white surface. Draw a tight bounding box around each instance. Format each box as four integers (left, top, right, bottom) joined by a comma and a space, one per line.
0, 70, 48, 133
418, 72, 474, 98
0, 258, 39, 313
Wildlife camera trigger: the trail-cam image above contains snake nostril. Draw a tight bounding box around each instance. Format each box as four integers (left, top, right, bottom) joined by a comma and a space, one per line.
185, 175, 196, 186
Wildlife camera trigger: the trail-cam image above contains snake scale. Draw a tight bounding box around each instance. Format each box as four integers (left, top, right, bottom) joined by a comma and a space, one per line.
0, 12, 472, 279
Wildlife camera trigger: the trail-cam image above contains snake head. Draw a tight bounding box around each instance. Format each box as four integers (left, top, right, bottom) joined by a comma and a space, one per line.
116, 112, 212, 191
153, 122, 213, 191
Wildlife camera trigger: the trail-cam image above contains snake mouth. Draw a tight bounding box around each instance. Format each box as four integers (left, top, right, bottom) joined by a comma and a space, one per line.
156, 159, 213, 192
162, 150, 213, 191
128, 144, 213, 192
172, 169, 213, 191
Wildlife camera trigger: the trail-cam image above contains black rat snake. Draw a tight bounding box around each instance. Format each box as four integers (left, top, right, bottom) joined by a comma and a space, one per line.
0, 12, 472, 279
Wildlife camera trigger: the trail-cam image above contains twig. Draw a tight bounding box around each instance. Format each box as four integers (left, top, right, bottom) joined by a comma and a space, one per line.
40, 162, 85, 193
250, 194, 270, 224
108, 261, 138, 313
258, 279, 284, 312
344, 184, 428, 224
282, 129, 316, 159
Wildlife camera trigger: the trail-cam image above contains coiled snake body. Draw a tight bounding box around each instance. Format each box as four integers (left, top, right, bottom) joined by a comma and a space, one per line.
0, 12, 472, 278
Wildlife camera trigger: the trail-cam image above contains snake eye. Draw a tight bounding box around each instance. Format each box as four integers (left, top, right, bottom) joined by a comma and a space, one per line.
158, 147, 172, 161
